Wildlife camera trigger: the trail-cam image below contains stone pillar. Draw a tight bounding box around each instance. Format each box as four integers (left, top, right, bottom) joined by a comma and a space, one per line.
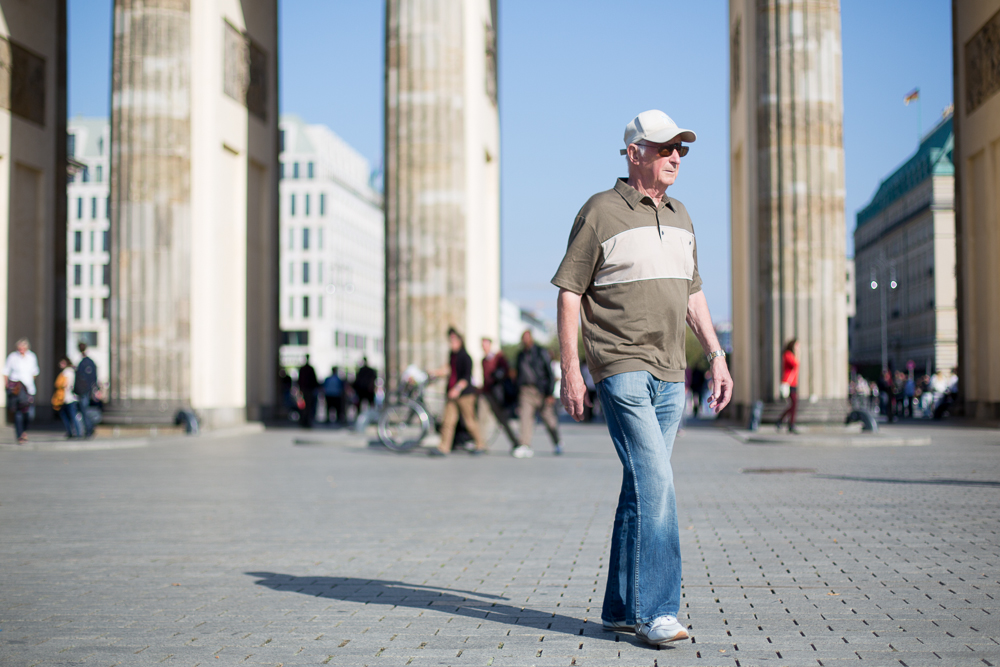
953, 0, 1000, 421
0, 0, 68, 418
109, 0, 278, 426
729, 0, 849, 420
384, 0, 500, 387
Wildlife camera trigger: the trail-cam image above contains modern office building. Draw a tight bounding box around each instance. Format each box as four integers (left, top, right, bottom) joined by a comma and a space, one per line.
852, 115, 957, 377
278, 115, 384, 378
66, 117, 111, 384
953, 0, 1000, 419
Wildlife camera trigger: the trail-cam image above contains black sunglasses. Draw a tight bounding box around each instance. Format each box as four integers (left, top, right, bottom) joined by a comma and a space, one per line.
642, 142, 689, 158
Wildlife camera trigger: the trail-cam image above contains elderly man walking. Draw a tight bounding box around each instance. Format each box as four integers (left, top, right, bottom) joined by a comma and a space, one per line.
552, 110, 732, 647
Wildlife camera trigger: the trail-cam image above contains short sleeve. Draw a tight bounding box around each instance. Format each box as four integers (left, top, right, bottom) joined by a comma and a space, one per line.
551, 216, 601, 295
688, 234, 703, 295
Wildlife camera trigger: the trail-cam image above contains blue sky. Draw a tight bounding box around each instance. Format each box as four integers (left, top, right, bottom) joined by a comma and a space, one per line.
69, 1, 954, 323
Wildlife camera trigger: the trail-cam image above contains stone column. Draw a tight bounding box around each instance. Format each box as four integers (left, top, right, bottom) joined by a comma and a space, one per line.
109, 0, 279, 426
384, 0, 500, 386
729, 0, 849, 420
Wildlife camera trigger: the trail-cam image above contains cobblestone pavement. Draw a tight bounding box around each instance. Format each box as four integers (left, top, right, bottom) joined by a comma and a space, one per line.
1, 420, 998, 667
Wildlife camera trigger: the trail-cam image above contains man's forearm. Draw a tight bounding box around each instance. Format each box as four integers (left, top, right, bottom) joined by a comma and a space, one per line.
686, 291, 722, 355
557, 289, 583, 374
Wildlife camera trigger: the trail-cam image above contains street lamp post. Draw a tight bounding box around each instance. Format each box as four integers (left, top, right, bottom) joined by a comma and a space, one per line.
869, 252, 898, 372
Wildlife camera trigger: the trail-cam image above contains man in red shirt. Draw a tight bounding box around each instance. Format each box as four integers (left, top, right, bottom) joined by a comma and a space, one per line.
480, 337, 518, 449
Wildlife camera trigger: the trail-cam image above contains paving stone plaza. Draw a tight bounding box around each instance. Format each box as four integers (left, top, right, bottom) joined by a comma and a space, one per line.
1, 420, 998, 666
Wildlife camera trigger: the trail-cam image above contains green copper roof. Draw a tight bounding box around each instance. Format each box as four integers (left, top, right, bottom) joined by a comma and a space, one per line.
856, 114, 953, 228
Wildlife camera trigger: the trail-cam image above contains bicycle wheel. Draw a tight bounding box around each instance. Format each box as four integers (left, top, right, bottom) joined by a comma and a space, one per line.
378, 401, 431, 452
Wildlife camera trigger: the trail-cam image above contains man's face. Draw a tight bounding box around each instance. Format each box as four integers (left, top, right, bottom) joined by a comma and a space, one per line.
17, 343, 27, 355
448, 333, 462, 352
521, 331, 533, 348
630, 141, 683, 190
481, 338, 491, 355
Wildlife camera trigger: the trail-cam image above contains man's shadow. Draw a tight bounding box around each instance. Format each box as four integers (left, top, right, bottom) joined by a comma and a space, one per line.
245, 572, 637, 644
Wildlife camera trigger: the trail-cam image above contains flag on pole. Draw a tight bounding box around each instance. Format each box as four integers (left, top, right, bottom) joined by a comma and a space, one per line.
904, 88, 920, 105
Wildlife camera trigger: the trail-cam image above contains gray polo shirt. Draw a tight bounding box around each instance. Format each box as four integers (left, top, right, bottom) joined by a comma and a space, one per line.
551, 178, 702, 384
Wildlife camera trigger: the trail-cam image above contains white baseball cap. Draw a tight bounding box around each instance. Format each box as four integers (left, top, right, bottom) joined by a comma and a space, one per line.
620, 110, 697, 155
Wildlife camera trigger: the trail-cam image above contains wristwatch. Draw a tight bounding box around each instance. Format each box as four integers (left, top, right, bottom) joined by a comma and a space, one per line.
706, 350, 726, 364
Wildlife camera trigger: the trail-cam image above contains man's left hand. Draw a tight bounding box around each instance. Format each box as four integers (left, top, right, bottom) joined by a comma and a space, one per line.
447, 386, 462, 400
707, 358, 733, 413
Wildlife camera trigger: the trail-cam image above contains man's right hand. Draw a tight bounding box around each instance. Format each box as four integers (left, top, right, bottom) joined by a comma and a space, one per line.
560, 369, 592, 422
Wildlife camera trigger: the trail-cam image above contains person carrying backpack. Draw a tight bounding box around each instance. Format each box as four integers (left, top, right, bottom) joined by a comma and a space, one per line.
75, 342, 98, 438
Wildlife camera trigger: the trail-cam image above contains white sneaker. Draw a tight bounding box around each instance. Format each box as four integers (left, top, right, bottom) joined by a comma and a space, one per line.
635, 616, 689, 646
512, 446, 534, 458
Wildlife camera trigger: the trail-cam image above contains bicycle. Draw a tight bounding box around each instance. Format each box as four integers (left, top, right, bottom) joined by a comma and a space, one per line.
377, 378, 435, 452
377, 374, 506, 453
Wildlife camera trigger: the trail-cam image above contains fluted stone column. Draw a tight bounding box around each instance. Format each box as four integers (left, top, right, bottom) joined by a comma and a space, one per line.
729, 0, 849, 419
384, 0, 500, 386
109, 0, 279, 425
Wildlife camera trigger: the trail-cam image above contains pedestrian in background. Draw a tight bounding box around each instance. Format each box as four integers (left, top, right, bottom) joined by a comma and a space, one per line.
297, 355, 319, 428
775, 338, 799, 433
324, 366, 346, 424
4, 338, 39, 444
354, 357, 377, 414
554, 110, 732, 647
513, 330, 560, 458
480, 337, 518, 449
52, 357, 82, 438
75, 342, 98, 437
429, 328, 485, 456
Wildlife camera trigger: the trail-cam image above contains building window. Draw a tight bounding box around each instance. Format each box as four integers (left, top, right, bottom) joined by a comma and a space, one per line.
280, 330, 309, 346
318, 227, 323, 249
68, 133, 76, 156
318, 261, 323, 283
303, 262, 310, 284
335, 330, 341, 347
74, 231, 82, 253
89, 231, 95, 252
89, 264, 94, 286
307, 162, 314, 179
81, 167, 89, 183
91, 197, 97, 219
319, 193, 326, 216
73, 298, 81, 320
280, 162, 285, 179
318, 296, 323, 318
106, 196, 110, 219
76, 197, 83, 219
96, 165, 102, 183
290, 193, 296, 216
289, 227, 295, 250
102, 298, 110, 320
293, 162, 300, 179
73, 264, 82, 286
288, 297, 294, 318
98, 137, 103, 155
279, 129, 285, 153
289, 262, 294, 284
103, 230, 110, 252
303, 227, 310, 250
77, 331, 98, 347
305, 193, 311, 216
302, 296, 310, 319
89, 298, 94, 320
102, 264, 110, 286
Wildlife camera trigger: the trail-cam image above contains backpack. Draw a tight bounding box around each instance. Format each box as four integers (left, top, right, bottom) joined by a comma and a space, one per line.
75, 357, 97, 398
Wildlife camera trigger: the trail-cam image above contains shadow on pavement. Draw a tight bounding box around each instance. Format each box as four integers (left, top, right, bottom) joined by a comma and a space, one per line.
246, 572, 652, 645
816, 474, 1000, 488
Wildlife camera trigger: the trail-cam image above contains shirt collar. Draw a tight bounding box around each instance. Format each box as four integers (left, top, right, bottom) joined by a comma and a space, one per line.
614, 177, 674, 212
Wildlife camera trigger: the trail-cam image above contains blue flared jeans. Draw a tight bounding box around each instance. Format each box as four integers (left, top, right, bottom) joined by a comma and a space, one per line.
598, 371, 685, 626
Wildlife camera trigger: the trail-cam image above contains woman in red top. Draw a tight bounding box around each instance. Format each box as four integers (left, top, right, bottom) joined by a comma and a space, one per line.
776, 339, 800, 432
